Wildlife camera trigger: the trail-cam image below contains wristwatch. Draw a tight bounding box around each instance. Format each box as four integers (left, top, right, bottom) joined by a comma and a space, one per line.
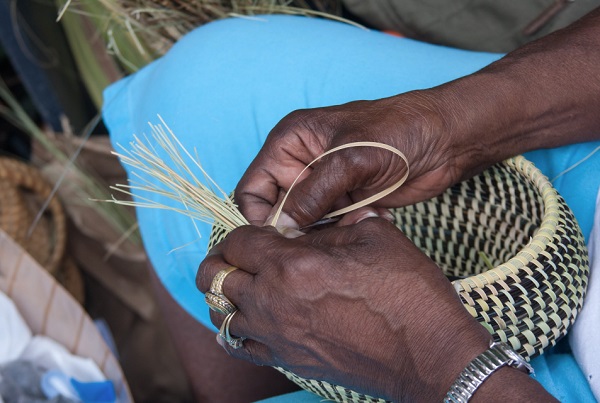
444, 341, 534, 403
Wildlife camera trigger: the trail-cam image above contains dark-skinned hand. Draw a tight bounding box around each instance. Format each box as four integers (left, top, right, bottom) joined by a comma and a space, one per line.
235, 7, 600, 230
197, 215, 492, 402
235, 91, 470, 229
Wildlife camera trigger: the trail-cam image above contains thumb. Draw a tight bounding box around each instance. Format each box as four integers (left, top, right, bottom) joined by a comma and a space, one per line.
280, 147, 384, 227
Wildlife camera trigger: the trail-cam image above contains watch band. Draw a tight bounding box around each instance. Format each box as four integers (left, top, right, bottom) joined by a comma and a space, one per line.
444, 341, 534, 403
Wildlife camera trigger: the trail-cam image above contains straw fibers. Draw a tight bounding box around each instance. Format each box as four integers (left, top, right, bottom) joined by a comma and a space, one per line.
60, 0, 353, 69
109, 122, 589, 403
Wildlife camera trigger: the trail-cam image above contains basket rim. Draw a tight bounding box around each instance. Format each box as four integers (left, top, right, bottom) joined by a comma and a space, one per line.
453, 155, 563, 293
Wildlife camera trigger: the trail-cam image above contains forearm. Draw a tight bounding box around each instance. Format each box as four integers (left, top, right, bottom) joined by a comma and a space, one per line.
431, 7, 600, 178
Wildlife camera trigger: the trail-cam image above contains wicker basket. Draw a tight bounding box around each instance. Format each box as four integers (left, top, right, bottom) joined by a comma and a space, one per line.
0, 157, 84, 303
213, 156, 589, 403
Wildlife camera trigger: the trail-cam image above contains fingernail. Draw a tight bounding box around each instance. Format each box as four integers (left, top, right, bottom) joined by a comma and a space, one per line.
356, 211, 380, 223
265, 211, 299, 229
277, 226, 305, 239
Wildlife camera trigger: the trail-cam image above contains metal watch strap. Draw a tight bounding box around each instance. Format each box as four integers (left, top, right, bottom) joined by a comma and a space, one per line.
444, 341, 534, 403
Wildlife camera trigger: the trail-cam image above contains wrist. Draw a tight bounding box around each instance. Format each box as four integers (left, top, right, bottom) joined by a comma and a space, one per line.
444, 341, 534, 403
472, 366, 557, 402
421, 323, 492, 401
423, 73, 532, 181
426, 18, 600, 180
394, 306, 493, 401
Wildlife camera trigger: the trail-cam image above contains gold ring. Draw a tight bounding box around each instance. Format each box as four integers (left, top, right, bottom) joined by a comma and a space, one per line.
209, 266, 238, 296
219, 310, 245, 349
205, 291, 237, 315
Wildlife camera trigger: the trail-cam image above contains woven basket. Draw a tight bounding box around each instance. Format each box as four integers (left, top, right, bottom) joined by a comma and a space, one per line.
0, 157, 84, 303
211, 155, 589, 403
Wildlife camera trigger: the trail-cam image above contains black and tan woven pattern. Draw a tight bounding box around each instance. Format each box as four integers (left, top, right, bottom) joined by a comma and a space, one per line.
209, 156, 589, 403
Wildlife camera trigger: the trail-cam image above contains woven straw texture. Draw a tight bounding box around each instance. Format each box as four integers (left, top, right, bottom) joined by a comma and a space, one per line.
0, 157, 84, 303
210, 155, 589, 403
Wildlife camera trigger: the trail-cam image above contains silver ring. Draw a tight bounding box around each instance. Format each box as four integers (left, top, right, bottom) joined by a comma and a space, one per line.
219, 310, 246, 349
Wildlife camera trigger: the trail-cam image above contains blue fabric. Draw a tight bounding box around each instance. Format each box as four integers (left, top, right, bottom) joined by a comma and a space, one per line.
531, 351, 596, 402
102, 15, 599, 402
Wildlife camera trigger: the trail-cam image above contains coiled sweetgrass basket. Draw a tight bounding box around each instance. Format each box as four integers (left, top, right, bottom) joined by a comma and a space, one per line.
210, 155, 589, 403
0, 157, 85, 304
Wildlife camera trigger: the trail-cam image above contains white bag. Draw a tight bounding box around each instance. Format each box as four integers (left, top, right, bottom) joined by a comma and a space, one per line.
0, 229, 132, 402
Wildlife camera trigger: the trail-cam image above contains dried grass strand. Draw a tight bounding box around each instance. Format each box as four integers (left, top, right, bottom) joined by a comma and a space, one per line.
107, 118, 248, 234
109, 119, 409, 242
61, 0, 361, 70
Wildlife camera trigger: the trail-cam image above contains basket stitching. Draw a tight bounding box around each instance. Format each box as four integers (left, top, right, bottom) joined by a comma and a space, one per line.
210, 157, 589, 403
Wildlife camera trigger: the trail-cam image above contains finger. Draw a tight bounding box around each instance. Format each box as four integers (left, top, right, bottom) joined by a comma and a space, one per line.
196, 251, 230, 293
280, 147, 403, 227
218, 225, 294, 275
235, 171, 281, 227
217, 335, 274, 367
196, 253, 254, 307
334, 206, 392, 227
375, 207, 396, 223
235, 118, 323, 225
212, 310, 275, 366
306, 216, 401, 249
264, 189, 300, 229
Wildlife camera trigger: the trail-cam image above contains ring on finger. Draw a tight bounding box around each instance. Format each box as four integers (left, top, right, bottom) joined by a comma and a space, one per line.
219, 310, 246, 349
209, 266, 238, 295
205, 291, 237, 315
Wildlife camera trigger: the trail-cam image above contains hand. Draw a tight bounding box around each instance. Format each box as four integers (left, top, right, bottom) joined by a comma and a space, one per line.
235, 90, 475, 228
236, 6, 600, 229
197, 217, 492, 402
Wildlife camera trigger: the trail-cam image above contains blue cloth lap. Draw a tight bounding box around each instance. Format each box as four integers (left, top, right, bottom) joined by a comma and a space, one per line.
102, 15, 598, 402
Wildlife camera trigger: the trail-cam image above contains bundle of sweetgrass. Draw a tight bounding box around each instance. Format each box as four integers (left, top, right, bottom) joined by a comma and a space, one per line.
108, 118, 248, 237
107, 118, 407, 238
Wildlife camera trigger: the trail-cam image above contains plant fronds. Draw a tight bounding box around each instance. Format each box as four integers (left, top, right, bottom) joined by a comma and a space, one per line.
59, 0, 359, 72
0, 76, 142, 247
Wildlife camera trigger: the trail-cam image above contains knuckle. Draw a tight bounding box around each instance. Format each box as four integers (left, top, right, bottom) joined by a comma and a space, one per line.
353, 219, 405, 260
343, 148, 381, 172
224, 225, 279, 257
195, 268, 206, 292
354, 217, 385, 234
270, 109, 314, 140
325, 149, 379, 187
196, 252, 226, 292
284, 108, 313, 127
287, 191, 326, 224
220, 225, 258, 255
